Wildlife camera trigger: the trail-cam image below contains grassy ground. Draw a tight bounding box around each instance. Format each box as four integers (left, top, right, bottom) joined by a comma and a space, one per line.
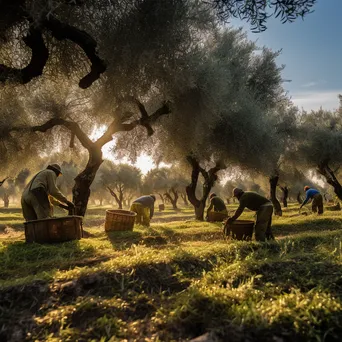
1, 203, 342, 341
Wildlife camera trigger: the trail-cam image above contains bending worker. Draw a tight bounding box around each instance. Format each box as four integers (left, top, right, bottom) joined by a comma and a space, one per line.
300, 186, 324, 214
21, 164, 75, 221
227, 188, 274, 242
206, 193, 228, 221
130, 195, 156, 227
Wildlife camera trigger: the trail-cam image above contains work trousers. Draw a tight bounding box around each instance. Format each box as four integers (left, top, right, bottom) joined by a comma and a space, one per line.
130, 202, 151, 227
21, 190, 52, 221
255, 203, 274, 242
312, 193, 324, 215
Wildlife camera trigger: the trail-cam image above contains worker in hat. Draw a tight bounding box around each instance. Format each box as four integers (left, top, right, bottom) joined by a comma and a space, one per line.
300, 186, 324, 214
206, 193, 228, 221
21, 164, 75, 221
130, 194, 156, 227
227, 188, 274, 241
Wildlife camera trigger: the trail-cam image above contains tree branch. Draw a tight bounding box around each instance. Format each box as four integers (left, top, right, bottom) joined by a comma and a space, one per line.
0, 177, 9, 188
11, 118, 94, 150
95, 101, 171, 148
0, 26, 49, 84
44, 16, 106, 89
107, 186, 120, 204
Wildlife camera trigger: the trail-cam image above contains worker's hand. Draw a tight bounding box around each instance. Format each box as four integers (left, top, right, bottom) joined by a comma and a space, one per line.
66, 201, 75, 209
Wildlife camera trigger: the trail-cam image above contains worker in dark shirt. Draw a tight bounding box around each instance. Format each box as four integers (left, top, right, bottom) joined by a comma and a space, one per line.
227, 188, 274, 242
206, 193, 228, 221
130, 195, 156, 227
300, 186, 324, 214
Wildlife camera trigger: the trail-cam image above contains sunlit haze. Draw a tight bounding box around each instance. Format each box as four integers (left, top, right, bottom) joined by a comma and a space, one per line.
90, 125, 165, 175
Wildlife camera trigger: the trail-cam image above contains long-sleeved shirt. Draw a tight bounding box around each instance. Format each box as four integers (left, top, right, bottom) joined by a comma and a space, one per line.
302, 188, 320, 206
230, 191, 271, 221
133, 195, 155, 218
208, 196, 227, 212
24, 169, 69, 204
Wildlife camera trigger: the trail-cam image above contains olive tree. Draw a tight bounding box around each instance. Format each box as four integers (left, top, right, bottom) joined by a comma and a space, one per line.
117, 27, 292, 220
170, 31, 290, 219
142, 167, 188, 209
291, 104, 342, 200
2, 1, 216, 216
0, 179, 16, 207
100, 162, 142, 209
0, 0, 316, 88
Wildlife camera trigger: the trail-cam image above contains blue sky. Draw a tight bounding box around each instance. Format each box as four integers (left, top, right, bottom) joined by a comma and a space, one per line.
230, 0, 342, 111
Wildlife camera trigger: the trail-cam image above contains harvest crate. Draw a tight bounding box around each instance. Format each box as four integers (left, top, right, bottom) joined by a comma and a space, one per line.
24, 216, 83, 243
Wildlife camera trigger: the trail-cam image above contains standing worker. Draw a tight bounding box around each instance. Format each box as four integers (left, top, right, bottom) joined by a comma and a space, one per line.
130, 195, 156, 227
227, 188, 274, 241
300, 186, 324, 214
21, 164, 75, 221
206, 193, 228, 221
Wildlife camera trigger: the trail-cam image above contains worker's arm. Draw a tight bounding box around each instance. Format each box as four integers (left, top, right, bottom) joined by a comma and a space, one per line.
49, 196, 69, 210
46, 172, 69, 204
228, 205, 244, 222
49, 196, 62, 206
300, 192, 311, 209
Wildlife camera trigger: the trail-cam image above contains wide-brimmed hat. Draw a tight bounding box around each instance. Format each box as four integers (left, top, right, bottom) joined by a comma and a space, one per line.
48, 164, 62, 175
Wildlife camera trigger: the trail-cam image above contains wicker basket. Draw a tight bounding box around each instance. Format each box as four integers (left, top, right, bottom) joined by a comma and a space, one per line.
24, 216, 83, 244
207, 211, 228, 222
159, 204, 165, 211
224, 220, 254, 241
105, 209, 137, 232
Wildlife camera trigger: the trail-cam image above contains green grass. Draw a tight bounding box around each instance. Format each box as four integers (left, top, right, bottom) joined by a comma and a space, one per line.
1, 203, 342, 341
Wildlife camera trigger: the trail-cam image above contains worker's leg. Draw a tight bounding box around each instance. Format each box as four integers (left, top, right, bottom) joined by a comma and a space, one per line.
312, 198, 318, 213
130, 203, 142, 224
28, 192, 52, 219
21, 196, 37, 221
255, 205, 273, 242
317, 194, 324, 214
265, 206, 274, 240
142, 207, 150, 227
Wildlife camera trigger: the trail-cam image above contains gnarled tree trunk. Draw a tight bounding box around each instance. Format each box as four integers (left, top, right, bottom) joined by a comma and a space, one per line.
3, 193, 9, 208
107, 185, 124, 209
164, 187, 179, 210
317, 162, 342, 200
269, 175, 282, 216
185, 156, 224, 221
279, 185, 289, 208
73, 147, 103, 216
181, 192, 189, 206
297, 192, 302, 204
158, 193, 165, 204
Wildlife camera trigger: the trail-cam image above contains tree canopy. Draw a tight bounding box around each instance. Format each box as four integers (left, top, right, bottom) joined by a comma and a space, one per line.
0, 0, 316, 88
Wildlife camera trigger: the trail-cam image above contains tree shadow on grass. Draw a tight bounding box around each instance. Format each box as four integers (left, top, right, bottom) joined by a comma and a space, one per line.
105, 228, 176, 250
0, 239, 99, 282
0, 254, 194, 341
273, 217, 342, 237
